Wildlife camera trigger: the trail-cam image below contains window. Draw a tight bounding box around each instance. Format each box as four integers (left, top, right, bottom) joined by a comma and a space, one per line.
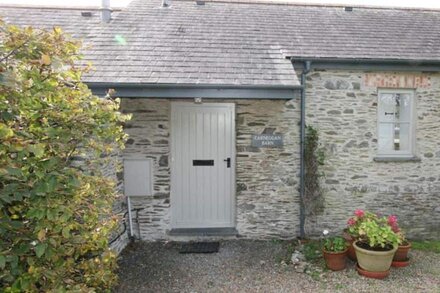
377, 89, 415, 157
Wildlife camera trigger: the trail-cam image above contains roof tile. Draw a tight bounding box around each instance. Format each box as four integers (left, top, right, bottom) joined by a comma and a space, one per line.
2, 1, 440, 87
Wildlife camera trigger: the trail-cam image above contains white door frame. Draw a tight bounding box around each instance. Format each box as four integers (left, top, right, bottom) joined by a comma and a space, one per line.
170, 102, 236, 229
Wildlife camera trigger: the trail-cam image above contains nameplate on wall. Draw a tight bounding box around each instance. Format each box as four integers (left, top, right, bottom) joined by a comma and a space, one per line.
251, 134, 283, 148
364, 73, 431, 88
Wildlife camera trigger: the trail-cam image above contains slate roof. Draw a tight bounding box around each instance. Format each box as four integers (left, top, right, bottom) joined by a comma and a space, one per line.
2, 1, 440, 87
0, 6, 105, 40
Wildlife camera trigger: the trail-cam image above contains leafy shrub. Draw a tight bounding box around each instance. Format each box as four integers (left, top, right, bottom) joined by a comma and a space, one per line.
0, 20, 129, 291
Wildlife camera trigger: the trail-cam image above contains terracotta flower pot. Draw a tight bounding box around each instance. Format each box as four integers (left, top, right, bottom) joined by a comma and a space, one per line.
392, 259, 410, 267
342, 230, 357, 261
356, 263, 390, 279
353, 241, 397, 272
323, 249, 348, 271
393, 241, 411, 262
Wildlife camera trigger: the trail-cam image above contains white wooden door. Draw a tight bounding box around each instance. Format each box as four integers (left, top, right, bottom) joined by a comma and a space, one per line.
171, 103, 235, 229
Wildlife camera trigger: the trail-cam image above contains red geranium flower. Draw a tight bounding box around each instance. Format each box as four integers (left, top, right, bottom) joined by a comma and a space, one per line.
354, 209, 365, 218
347, 218, 357, 226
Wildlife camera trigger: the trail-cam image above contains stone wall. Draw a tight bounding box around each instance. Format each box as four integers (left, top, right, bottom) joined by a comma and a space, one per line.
305, 69, 440, 239
102, 151, 130, 254
121, 99, 171, 240
235, 100, 300, 238
120, 98, 301, 240
116, 71, 440, 242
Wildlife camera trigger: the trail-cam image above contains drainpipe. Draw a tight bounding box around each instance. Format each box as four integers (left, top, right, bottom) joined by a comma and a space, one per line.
296, 60, 311, 239
100, 0, 112, 23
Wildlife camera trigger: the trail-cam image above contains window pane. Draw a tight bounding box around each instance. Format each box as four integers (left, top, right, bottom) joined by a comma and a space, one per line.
398, 94, 412, 122
379, 93, 396, 122
378, 122, 410, 152
398, 123, 410, 151
378, 122, 394, 151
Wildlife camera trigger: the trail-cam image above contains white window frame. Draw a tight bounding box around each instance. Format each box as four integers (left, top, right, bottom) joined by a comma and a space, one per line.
376, 88, 416, 158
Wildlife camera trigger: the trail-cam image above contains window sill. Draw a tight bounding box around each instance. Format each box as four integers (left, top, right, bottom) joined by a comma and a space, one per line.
373, 156, 421, 162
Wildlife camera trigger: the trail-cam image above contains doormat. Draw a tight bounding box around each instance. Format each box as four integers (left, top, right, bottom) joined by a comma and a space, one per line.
179, 242, 220, 253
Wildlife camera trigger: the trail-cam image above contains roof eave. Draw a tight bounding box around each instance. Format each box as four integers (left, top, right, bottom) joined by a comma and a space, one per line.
86, 82, 302, 99
287, 57, 440, 72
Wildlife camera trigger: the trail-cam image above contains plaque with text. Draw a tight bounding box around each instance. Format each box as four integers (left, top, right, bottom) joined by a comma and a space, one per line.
251, 134, 283, 148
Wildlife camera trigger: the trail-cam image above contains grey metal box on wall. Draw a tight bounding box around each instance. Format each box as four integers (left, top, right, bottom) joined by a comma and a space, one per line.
123, 158, 153, 196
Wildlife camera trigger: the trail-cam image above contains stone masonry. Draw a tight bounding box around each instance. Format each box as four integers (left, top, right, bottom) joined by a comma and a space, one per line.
120, 98, 301, 240
305, 70, 440, 240
120, 100, 171, 240
235, 100, 300, 238
116, 71, 440, 245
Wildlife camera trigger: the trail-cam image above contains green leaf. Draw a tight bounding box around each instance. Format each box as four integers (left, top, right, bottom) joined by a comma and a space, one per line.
46, 209, 57, 221
46, 176, 57, 192
0, 255, 6, 269
35, 243, 47, 258
28, 144, 45, 158
62, 227, 70, 238
6, 167, 23, 177
37, 229, 46, 241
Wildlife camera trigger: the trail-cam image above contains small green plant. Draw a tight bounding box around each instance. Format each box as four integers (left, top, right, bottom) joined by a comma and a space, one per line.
286, 242, 296, 255
323, 236, 347, 252
307, 269, 322, 281
302, 241, 322, 261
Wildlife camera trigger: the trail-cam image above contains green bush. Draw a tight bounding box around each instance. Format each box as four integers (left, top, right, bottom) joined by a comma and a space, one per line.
0, 20, 129, 291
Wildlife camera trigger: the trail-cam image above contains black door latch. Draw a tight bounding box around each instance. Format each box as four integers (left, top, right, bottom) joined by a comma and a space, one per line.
224, 157, 231, 168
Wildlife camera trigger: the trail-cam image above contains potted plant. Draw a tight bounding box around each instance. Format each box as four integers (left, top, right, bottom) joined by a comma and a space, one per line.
388, 215, 411, 267
353, 213, 401, 279
322, 235, 348, 271
345, 209, 379, 261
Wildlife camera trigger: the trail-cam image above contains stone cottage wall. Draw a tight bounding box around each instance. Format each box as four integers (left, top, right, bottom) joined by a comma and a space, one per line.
305, 70, 440, 239
103, 151, 129, 254
120, 98, 301, 240
120, 100, 171, 240
235, 100, 300, 238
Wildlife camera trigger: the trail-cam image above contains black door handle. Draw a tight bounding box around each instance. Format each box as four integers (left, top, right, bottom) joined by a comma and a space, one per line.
224, 157, 231, 168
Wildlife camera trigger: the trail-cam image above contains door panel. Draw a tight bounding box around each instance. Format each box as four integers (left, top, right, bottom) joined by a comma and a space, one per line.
171, 103, 235, 228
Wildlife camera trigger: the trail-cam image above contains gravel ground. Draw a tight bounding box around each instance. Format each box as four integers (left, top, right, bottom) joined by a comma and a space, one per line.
114, 240, 440, 293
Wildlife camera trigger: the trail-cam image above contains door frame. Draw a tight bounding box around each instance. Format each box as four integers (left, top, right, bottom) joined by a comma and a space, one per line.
169, 102, 236, 229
